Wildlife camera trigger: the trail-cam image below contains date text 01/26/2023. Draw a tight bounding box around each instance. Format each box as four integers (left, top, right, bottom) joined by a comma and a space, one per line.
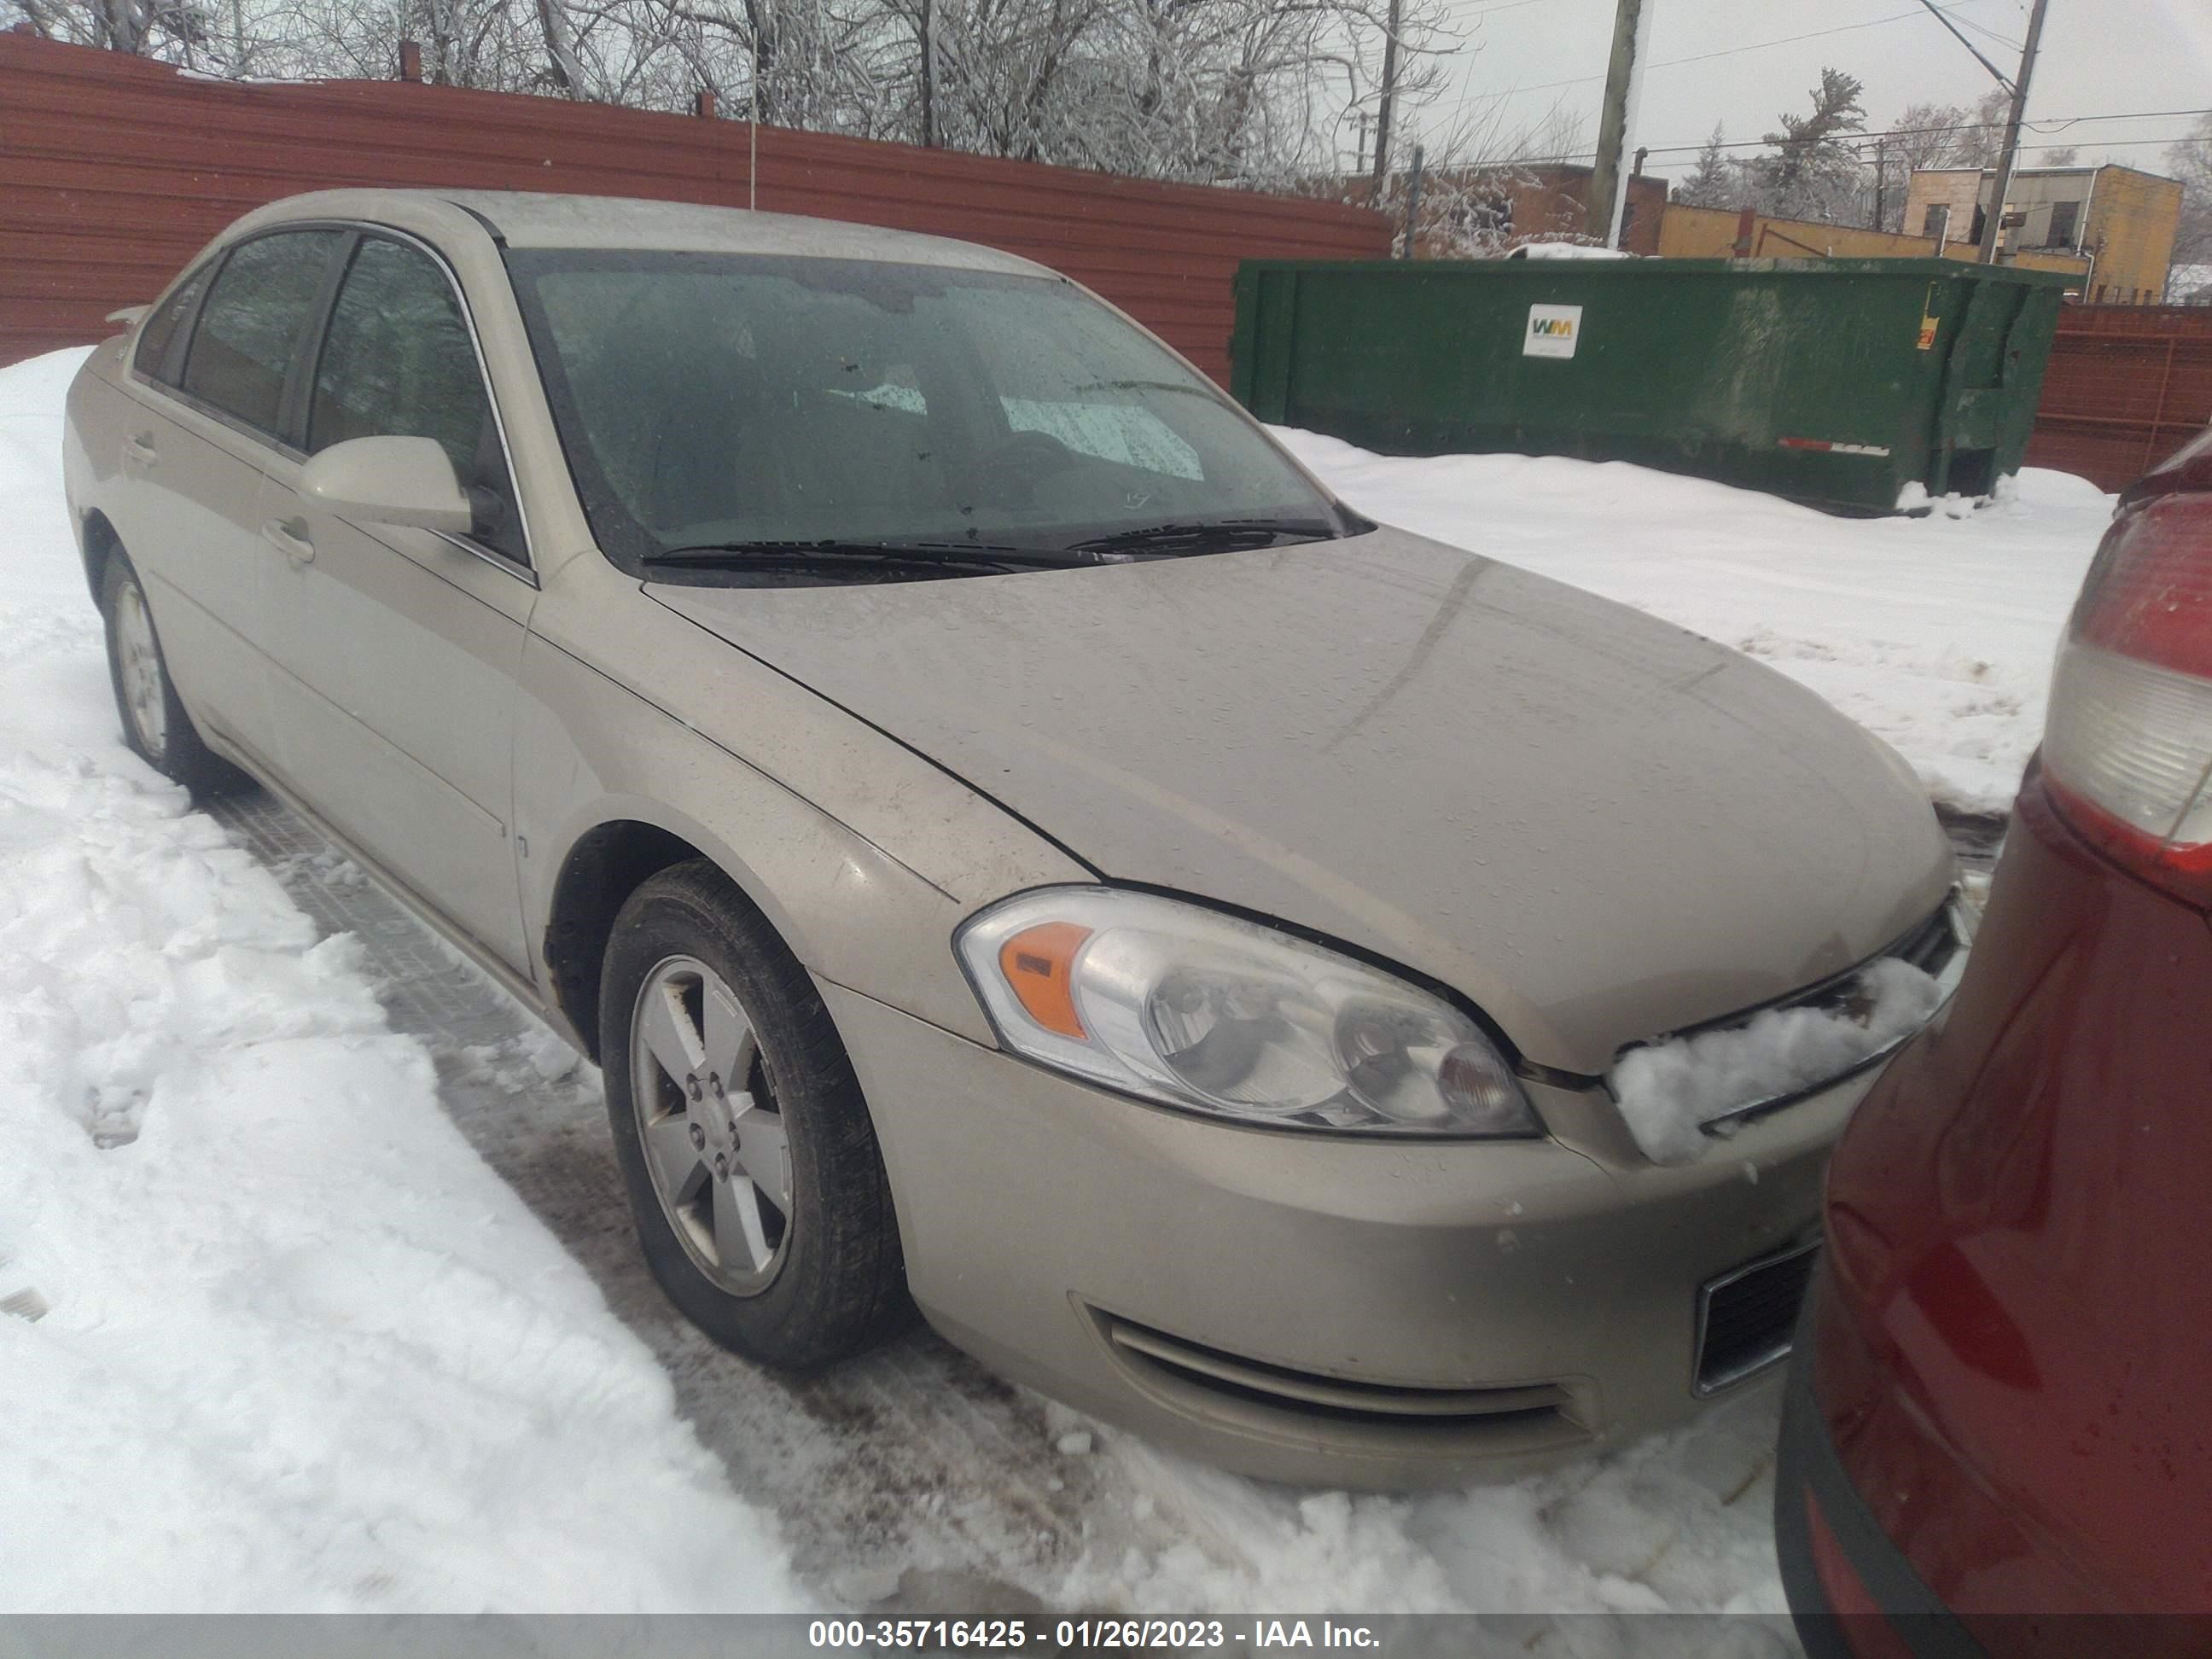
805, 1618, 1382, 1649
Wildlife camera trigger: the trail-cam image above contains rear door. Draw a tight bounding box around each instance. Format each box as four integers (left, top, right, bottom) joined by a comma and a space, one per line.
254, 230, 535, 971
114, 230, 344, 760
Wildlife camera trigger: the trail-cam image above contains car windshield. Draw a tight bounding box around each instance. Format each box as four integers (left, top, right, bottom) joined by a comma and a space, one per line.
504, 249, 1342, 568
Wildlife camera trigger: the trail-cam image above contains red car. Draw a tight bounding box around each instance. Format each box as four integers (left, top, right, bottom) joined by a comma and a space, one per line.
1778, 429, 2212, 1658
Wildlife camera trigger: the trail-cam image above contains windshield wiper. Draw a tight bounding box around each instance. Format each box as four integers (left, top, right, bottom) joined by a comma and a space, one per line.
1068, 378, 1219, 399
1063, 517, 1337, 556
643, 538, 1100, 574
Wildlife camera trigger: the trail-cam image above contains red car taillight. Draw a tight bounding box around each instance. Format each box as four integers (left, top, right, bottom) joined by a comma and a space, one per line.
2041, 481, 2212, 906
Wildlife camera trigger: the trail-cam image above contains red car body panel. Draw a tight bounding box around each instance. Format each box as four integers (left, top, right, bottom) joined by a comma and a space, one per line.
1779, 438, 2212, 1657
1820, 779, 2212, 1636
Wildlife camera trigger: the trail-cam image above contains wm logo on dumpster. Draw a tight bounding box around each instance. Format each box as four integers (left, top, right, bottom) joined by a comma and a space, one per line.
1523, 303, 1583, 360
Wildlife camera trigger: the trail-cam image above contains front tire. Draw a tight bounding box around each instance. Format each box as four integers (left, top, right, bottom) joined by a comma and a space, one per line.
599, 860, 911, 1370
99, 551, 245, 799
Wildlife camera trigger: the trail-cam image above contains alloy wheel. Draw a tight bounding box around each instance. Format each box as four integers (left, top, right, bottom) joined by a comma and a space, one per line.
114, 578, 168, 759
628, 953, 792, 1295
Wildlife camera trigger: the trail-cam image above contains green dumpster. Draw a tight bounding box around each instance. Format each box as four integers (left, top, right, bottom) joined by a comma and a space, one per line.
1229, 257, 2071, 514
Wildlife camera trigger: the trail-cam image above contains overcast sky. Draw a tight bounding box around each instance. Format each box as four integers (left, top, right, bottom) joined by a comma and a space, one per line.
1381, 0, 2212, 183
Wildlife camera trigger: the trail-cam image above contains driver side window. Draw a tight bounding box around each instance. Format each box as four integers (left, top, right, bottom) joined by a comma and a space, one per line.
308, 236, 527, 565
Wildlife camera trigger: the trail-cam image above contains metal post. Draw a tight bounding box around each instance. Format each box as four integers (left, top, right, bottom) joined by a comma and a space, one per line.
1401, 143, 1424, 259
748, 24, 760, 210
1588, 0, 1655, 248
1979, 0, 2050, 265
1370, 0, 1402, 189
919, 0, 936, 148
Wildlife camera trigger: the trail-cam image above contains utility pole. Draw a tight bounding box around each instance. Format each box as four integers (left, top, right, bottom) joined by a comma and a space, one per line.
1586, 0, 1656, 248
1370, 0, 1402, 191
1401, 144, 1425, 259
918, 0, 936, 147
1872, 137, 1886, 231
748, 20, 761, 210
1978, 0, 2050, 265
1353, 110, 1369, 178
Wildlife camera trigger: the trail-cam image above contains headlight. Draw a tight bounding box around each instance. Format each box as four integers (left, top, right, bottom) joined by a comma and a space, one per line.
955, 887, 1537, 1138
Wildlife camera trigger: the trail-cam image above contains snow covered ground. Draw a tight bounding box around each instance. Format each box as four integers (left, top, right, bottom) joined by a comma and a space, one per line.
0, 342, 2113, 1631
0, 347, 809, 1614
1277, 430, 2114, 816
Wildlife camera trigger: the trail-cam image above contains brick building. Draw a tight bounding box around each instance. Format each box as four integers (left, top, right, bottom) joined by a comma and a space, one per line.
1903, 163, 2184, 303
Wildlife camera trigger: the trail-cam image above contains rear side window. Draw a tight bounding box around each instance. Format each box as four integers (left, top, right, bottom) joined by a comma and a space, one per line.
133, 260, 212, 383
180, 230, 341, 437
308, 236, 525, 562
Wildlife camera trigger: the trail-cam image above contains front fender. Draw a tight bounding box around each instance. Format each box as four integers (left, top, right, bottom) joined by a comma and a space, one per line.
512, 620, 1089, 1048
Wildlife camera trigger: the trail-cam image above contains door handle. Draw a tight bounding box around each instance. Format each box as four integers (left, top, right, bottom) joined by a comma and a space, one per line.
261, 517, 316, 568
123, 433, 158, 468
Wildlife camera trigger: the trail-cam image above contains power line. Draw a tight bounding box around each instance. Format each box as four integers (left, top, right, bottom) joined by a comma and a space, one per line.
1635, 108, 2212, 156
1447, 0, 1554, 17
1449, 111, 2210, 171
1943, 8, 2022, 52
1656, 9, 1969, 73
1912, 0, 2016, 87
1449, 3, 2021, 107
1634, 134, 2192, 183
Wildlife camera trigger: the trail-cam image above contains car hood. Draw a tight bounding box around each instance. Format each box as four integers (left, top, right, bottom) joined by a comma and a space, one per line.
649, 527, 1954, 1074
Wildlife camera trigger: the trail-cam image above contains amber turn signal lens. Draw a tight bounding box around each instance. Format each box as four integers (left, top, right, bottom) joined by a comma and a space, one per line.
998, 922, 1093, 1038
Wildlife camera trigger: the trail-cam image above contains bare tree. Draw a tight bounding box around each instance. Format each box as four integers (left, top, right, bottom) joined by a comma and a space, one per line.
2169, 113, 2212, 294
1353, 103, 1593, 259
9, 0, 1461, 190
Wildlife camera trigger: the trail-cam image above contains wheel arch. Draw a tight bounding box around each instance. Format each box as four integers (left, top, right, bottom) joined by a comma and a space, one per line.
546, 816, 719, 1062
81, 509, 122, 604
535, 787, 1004, 1061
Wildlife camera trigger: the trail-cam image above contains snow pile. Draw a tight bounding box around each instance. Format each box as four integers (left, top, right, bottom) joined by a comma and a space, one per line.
1062, 1390, 1796, 1627
1610, 957, 1945, 1167
1280, 428, 2115, 815
0, 346, 807, 1614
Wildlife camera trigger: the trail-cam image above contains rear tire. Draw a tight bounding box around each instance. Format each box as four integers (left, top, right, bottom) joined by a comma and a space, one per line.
599, 859, 912, 1371
99, 551, 247, 800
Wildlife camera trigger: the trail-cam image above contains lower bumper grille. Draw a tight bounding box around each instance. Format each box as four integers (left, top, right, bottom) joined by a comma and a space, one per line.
1696, 1241, 1819, 1394
1094, 1312, 1592, 1456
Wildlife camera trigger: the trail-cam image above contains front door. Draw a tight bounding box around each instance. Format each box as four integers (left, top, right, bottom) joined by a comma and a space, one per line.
255, 231, 535, 971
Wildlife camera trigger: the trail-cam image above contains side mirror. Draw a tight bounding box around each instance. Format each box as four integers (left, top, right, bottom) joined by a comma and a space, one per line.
300, 435, 474, 537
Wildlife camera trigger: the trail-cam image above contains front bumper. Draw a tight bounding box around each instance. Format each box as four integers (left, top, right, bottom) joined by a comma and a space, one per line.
824, 978, 1867, 1489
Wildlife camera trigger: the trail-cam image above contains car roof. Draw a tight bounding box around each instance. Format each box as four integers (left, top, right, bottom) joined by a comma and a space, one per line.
230, 188, 1057, 277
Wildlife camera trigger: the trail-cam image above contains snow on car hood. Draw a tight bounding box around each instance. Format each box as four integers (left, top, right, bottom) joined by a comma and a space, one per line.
649, 527, 1955, 1074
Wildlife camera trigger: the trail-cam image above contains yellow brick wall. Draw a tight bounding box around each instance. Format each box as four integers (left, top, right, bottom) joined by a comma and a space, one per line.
2083, 167, 2185, 302
1662, 183, 2096, 284
1902, 172, 1983, 246
1655, 201, 2075, 268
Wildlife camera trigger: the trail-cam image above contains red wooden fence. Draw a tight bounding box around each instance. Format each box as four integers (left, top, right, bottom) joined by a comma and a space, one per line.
0, 34, 1390, 383
2027, 305, 2212, 491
